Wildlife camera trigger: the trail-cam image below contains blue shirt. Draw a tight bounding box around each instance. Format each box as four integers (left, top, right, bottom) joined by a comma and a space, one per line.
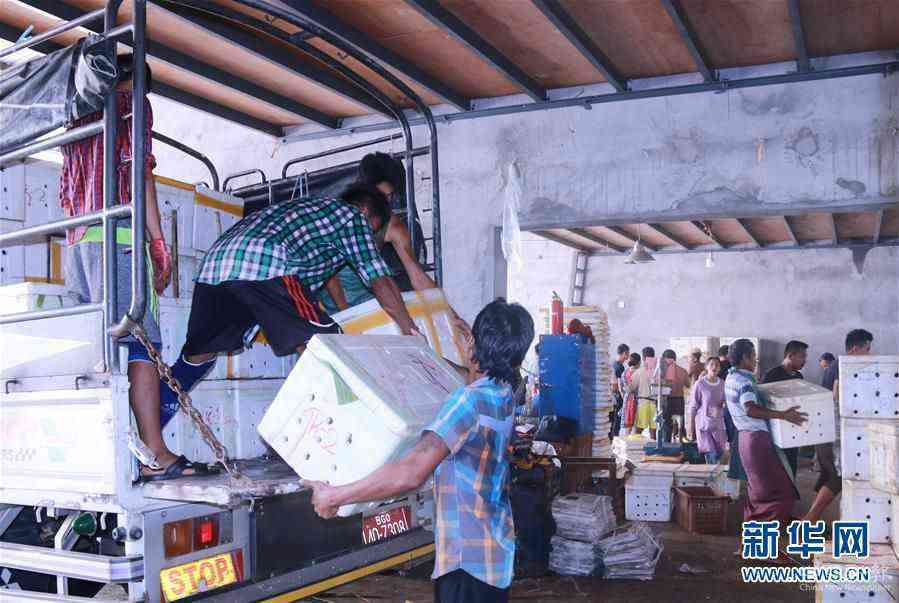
425, 376, 515, 588
725, 368, 768, 432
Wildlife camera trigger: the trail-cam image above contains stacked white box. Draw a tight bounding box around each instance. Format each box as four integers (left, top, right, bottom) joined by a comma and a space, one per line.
840, 356, 899, 419
0, 163, 26, 220
841, 417, 872, 481
540, 305, 613, 458
841, 479, 893, 544
192, 186, 244, 252
757, 379, 836, 448
0, 219, 25, 285
674, 463, 719, 489
815, 543, 899, 603
669, 337, 719, 369
162, 378, 283, 464
892, 495, 899, 559
0, 282, 74, 315
258, 334, 465, 515
869, 422, 899, 495
625, 462, 677, 522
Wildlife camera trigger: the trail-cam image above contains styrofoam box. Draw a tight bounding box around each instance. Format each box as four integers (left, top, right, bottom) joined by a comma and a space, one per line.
757, 379, 836, 448
22, 158, 63, 228
0, 282, 74, 316
160, 254, 200, 300
158, 297, 293, 380
258, 334, 465, 516
1, 162, 26, 220
839, 356, 899, 419
670, 337, 719, 369
333, 288, 464, 366
869, 422, 899, 495
625, 483, 673, 522
893, 495, 899, 560
192, 186, 243, 253
674, 463, 719, 488
157, 180, 198, 257
162, 378, 282, 464
841, 479, 893, 544
0, 219, 25, 285
842, 417, 872, 481
815, 543, 899, 603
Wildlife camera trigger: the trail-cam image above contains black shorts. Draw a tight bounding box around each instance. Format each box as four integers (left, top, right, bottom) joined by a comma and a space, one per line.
183, 276, 341, 357
434, 570, 509, 603
814, 443, 842, 494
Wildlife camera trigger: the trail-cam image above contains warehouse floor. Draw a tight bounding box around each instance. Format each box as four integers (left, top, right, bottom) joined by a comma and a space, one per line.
318, 458, 834, 602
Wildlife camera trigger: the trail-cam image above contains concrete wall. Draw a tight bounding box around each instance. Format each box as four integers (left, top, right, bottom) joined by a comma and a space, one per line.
148, 60, 899, 371
509, 233, 899, 384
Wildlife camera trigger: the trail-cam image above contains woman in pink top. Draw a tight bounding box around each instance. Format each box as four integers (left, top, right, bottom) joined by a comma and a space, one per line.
688, 356, 728, 463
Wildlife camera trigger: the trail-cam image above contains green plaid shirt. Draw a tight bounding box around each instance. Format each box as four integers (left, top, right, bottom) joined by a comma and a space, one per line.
197, 197, 392, 290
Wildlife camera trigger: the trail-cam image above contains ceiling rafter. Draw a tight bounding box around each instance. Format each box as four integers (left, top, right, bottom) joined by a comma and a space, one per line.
827, 213, 839, 244
530, 0, 627, 92
533, 230, 590, 252
734, 218, 762, 247
598, 225, 657, 251
644, 223, 690, 250
873, 210, 884, 244
569, 228, 627, 253
403, 0, 547, 101
787, 0, 810, 72
688, 220, 725, 248
659, 0, 715, 82
782, 216, 799, 245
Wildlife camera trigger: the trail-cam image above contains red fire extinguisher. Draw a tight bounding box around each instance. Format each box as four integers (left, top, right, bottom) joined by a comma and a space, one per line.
550, 291, 564, 335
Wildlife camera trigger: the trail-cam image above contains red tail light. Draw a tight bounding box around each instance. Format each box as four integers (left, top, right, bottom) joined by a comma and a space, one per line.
194, 516, 220, 550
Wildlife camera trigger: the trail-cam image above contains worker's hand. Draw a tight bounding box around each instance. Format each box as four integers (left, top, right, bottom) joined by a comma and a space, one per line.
780, 405, 808, 426
302, 479, 340, 519
149, 238, 172, 294
401, 322, 423, 338
452, 316, 474, 363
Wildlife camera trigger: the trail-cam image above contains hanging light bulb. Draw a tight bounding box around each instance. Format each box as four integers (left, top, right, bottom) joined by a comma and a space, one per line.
705, 251, 715, 269
625, 225, 655, 264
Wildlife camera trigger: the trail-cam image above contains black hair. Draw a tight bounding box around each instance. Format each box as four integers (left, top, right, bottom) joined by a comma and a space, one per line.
845, 329, 874, 353
706, 355, 721, 365
627, 353, 641, 367
662, 349, 676, 360
340, 183, 391, 229
784, 340, 808, 357
359, 152, 405, 197
820, 352, 836, 363
117, 53, 152, 93
691, 350, 702, 361
718, 345, 730, 357
471, 299, 535, 386
642, 346, 655, 358
728, 339, 755, 368
617, 343, 630, 355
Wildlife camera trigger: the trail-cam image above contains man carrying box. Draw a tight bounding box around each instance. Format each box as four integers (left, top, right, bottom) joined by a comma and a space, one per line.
139, 184, 420, 481
305, 299, 535, 602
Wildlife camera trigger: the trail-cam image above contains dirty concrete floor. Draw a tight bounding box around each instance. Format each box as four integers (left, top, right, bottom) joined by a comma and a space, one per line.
316, 458, 836, 602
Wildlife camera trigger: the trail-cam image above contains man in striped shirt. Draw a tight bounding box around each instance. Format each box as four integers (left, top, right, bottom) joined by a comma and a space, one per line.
144, 184, 418, 481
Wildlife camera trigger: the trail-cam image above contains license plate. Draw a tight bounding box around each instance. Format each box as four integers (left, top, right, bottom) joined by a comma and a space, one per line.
160, 552, 237, 601
362, 506, 412, 545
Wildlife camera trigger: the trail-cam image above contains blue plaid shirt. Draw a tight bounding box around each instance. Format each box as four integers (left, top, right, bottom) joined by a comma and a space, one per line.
425, 377, 515, 589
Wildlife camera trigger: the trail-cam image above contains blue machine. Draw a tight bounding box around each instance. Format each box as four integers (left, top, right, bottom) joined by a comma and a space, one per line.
537, 335, 595, 434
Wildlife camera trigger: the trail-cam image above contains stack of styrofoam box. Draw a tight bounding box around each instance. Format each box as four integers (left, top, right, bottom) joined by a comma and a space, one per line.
719, 337, 761, 376
540, 305, 613, 459
669, 337, 719, 370
0, 282, 75, 315
625, 462, 678, 522
815, 543, 899, 602
259, 334, 465, 516
756, 379, 836, 450
674, 463, 720, 489
839, 355, 899, 549
2, 162, 29, 286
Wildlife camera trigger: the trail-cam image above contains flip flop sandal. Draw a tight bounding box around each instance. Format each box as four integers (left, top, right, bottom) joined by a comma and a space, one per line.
138, 455, 220, 483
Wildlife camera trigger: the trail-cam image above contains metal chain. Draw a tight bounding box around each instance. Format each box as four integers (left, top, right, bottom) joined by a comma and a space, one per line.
129, 323, 244, 481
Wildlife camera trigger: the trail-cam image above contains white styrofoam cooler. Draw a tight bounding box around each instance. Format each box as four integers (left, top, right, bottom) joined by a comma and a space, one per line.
162, 378, 282, 464
868, 421, 899, 495
1, 162, 26, 220
840, 356, 899, 419
625, 481, 673, 522
0, 282, 74, 315
0, 219, 25, 285
815, 543, 899, 603
757, 379, 836, 448
893, 495, 899, 560
841, 479, 893, 544
674, 463, 719, 489
192, 186, 244, 252
258, 334, 465, 515
841, 417, 872, 481
333, 288, 464, 366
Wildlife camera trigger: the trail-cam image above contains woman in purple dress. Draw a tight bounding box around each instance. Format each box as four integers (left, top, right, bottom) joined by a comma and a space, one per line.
687, 356, 728, 463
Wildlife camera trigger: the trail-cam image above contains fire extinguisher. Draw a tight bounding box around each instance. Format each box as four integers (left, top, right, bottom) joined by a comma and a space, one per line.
550, 291, 564, 335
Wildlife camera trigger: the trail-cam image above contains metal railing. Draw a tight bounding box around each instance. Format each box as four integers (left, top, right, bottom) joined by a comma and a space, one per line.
281, 132, 404, 179
152, 130, 220, 190
0, 0, 147, 374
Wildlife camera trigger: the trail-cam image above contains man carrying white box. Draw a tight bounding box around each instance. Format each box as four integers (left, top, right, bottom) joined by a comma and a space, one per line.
804, 329, 874, 523
305, 300, 534, 603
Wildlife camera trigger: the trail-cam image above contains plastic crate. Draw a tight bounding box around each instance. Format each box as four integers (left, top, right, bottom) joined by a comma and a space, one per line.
839, 356, 899, 419
625, 483, 673, 522
841, 417, 871, 481
674, 486, 729, 534
869, 421, 899, 495
757, 379, 836, 448
841, 479, 893, 544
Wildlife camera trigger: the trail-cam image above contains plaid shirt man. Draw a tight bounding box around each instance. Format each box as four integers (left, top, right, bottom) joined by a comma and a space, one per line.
197, 196, 392, 291
425, 376, 516, 589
